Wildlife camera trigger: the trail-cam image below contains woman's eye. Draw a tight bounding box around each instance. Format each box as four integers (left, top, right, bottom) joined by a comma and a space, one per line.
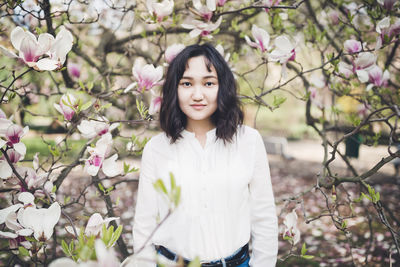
181, 82, 191, 87
205, 82, 214, 86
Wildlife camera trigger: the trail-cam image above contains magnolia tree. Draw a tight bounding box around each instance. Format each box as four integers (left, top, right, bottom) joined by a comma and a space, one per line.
0, 0, 399, 266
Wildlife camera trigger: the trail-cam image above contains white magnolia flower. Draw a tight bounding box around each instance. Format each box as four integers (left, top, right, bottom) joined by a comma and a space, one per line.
146, 0, 174, 22
244, 24, 270, 53
22, 202, 61, 241
376, 17, 390, 34
354, 52, 376, 83
338, 61, 353, 78
367, 65, 390, 88
377, 0, 396, 10
84, 133, 121, 177
269, 36, 296, 64
283, 209, 301, 245
84, 213, 119, 236
181, 16, 222, 39
78, 117, 119, 139
36, 26, 74, 71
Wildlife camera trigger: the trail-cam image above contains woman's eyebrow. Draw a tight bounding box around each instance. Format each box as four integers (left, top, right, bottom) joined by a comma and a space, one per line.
181, 75, 217, 80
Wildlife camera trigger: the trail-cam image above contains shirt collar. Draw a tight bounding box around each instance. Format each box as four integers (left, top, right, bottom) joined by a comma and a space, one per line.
181, 128, 216, 140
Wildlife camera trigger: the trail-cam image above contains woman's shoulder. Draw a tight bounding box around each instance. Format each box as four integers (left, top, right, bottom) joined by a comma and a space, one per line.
236, 124, 262, 140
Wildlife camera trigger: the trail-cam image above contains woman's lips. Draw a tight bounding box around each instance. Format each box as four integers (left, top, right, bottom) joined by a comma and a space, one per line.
190, 104, 206, 110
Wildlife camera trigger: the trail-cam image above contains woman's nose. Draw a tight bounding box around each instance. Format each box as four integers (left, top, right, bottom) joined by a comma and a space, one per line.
192, 86, 204, 100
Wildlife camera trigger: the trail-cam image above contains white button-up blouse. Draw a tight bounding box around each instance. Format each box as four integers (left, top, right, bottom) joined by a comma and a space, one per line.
133, 125, 278, 267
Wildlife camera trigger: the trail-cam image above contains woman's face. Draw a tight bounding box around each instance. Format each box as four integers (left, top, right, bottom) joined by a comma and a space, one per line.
178, 56, 219, 129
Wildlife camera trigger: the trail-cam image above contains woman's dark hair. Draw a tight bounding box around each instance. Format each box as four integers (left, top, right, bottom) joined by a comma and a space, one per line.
159, 43, 243, 143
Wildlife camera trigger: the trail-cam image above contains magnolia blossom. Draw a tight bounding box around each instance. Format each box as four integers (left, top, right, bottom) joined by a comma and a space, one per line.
244, 24, 270, 53
36, 26, 74, 71
193, 0, 216, 21
181, 16, 222, 38
354, 52, 376, 83
269, 36, 296, 63
217, 0, 227, 6
376, 18, 400, 50
4, 124, 29, 157
146, 0, 174, 22
377, 0, 396, 10
84, 213, 119, 236
343, 39, 362, 54
0, 26, 51, 67
22, 202, 61, 241
263, 0, 282, 8
131, 60, 164, 92
328, 9, 339, 25
54, 93, 78, 121
165, 43, 185, 64
283, 209, 301, 245
367, 65, 390, 88
215, 44, 231, 62
84, 133, 120, 177
68, 63, 81, 78
78, 117, 119, 139
357, 103, 371, 118
149, 90, 162, 115
0, 26, 73, 71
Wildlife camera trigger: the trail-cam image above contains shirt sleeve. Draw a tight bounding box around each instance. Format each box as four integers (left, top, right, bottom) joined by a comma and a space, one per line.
249, 131, 278, 267
132, 141, 158, 267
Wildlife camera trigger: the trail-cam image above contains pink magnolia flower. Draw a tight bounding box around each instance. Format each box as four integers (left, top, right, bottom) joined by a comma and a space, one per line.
132, 60, 164, 92
149, 90, 162, 115
15, 166, 47, 190
68, 62, 81, 78
283, 209, 301, 245
165, 43, 185, 64
377, 0, 396, 10
368, 65, 390, 87
244, 24, 270, 53
54, 93, 78, 121
357, 103, 371, 118
193, 0, 216, 21
217, 0, 228, 6
344, 39, 362, 54
376, 18, 400, 50
84, 133, 120, 177
0, 26, 52, 68
5, 124, 29, 157
328, 10, 339, 25
78, 117, 119, 139
354, 52, 376, 83
84, 213, 119, 236
263, 0, 282, 10
146, 0, 174, 22
181, 16, 222, 38
1, 149, 23, 163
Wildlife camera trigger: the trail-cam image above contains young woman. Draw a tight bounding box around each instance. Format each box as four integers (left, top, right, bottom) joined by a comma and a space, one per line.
132, 44, 278, 267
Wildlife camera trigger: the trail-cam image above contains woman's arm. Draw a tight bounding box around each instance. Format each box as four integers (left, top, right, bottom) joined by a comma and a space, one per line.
132, 142, 158, 267
249, 131, 279, 267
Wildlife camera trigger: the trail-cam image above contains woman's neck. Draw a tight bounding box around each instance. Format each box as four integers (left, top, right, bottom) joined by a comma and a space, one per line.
186, 119, 215, 147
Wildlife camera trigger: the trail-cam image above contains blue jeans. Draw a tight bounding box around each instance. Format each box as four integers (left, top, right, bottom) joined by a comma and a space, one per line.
156, 250, 250, 267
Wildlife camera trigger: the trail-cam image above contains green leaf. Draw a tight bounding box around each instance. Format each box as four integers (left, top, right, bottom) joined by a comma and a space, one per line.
301, 243, 307, 255
98, 183, 105, 193
79, 80, 85, 90
154, 179, 168, 195
19, 246, 29, 257
301, 255, 315, 259
61, 240, 70, 256
188, 257, 201, 267
273, 95, 286, 107
81, 101, 92, 111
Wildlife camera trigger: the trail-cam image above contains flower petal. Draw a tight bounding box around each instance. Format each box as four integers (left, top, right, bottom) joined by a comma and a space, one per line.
0, 204, 23, 224
10, 26, 26, 51
36, 58, 59, 71
13, 142, 26, 156
18, 192, 35, 205
102, 154, 120, 177
0, 160, 13, 179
